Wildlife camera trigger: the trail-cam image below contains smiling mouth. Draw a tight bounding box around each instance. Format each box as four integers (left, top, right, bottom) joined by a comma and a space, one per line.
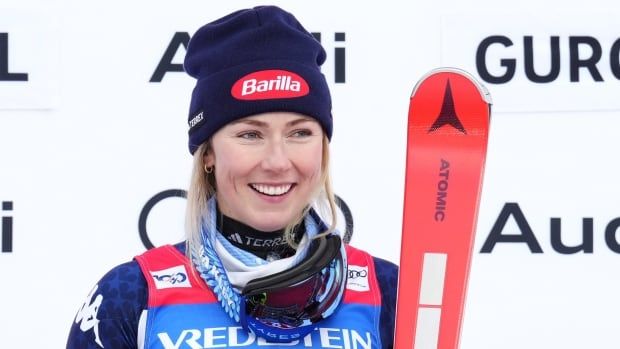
250, 183, 294, 196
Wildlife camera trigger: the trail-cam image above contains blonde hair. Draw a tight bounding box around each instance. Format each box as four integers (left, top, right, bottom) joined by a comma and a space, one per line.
184, 136, 337, 257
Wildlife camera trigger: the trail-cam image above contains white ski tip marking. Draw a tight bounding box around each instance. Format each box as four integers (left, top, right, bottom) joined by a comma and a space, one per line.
419, 253, 447, 306
414, 253, 448, 349
414, 308, 442, 349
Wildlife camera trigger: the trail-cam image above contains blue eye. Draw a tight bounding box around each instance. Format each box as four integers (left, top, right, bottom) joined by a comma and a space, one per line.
239, 131, 261, 139
291, 129, 312, 137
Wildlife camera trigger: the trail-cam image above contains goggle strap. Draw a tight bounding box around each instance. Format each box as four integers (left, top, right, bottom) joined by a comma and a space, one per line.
241, 235, 342, 296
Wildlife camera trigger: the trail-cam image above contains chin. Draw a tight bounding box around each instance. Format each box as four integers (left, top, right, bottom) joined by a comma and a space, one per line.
254, 219, 290, 232
249, 211, 298, 232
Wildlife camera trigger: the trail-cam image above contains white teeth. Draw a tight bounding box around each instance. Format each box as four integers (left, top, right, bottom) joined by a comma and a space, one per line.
251, 184, 292, 196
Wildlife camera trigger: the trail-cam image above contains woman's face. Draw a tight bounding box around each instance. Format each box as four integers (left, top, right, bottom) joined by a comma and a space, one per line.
205, 112, 324, 232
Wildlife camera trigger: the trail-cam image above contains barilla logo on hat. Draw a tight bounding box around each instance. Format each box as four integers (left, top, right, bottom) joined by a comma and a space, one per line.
231, 69, 309, 100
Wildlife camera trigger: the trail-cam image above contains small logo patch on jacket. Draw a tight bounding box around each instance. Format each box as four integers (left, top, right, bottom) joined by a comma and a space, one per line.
346, 265, 369, 292
150, 265, 191, 289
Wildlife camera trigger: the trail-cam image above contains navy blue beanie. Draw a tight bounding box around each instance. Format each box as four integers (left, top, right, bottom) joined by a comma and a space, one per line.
184, 6, 333, 155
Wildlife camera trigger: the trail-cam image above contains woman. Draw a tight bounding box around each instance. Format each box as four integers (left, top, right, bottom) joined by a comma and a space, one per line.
67, 6, 397, 349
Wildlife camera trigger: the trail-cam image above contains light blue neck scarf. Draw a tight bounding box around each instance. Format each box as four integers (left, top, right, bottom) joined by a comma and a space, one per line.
190, 198, 325, 322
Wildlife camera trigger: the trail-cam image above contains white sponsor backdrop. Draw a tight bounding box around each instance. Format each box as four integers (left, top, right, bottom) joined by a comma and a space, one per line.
0, 0, 619, 348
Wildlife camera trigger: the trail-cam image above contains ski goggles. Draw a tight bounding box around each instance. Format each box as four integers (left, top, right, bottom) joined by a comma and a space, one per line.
239, 233, 347, 343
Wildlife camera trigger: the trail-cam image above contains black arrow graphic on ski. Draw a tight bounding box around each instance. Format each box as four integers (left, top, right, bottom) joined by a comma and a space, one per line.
428, 79, 467, 134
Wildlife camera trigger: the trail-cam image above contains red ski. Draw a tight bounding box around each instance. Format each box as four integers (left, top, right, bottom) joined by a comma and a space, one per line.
394, 68, 491, 349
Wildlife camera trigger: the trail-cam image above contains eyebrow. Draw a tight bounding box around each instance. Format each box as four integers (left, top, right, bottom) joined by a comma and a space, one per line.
230, 117, 314, 128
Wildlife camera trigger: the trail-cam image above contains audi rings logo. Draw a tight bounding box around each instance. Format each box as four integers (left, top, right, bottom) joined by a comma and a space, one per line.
346, 265, 369, 292
138, 189, 354, 250
150, 265, 191, 289
348, 269, 368, 279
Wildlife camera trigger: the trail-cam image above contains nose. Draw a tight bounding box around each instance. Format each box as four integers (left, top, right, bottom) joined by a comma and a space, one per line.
261, 138, 292, 172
